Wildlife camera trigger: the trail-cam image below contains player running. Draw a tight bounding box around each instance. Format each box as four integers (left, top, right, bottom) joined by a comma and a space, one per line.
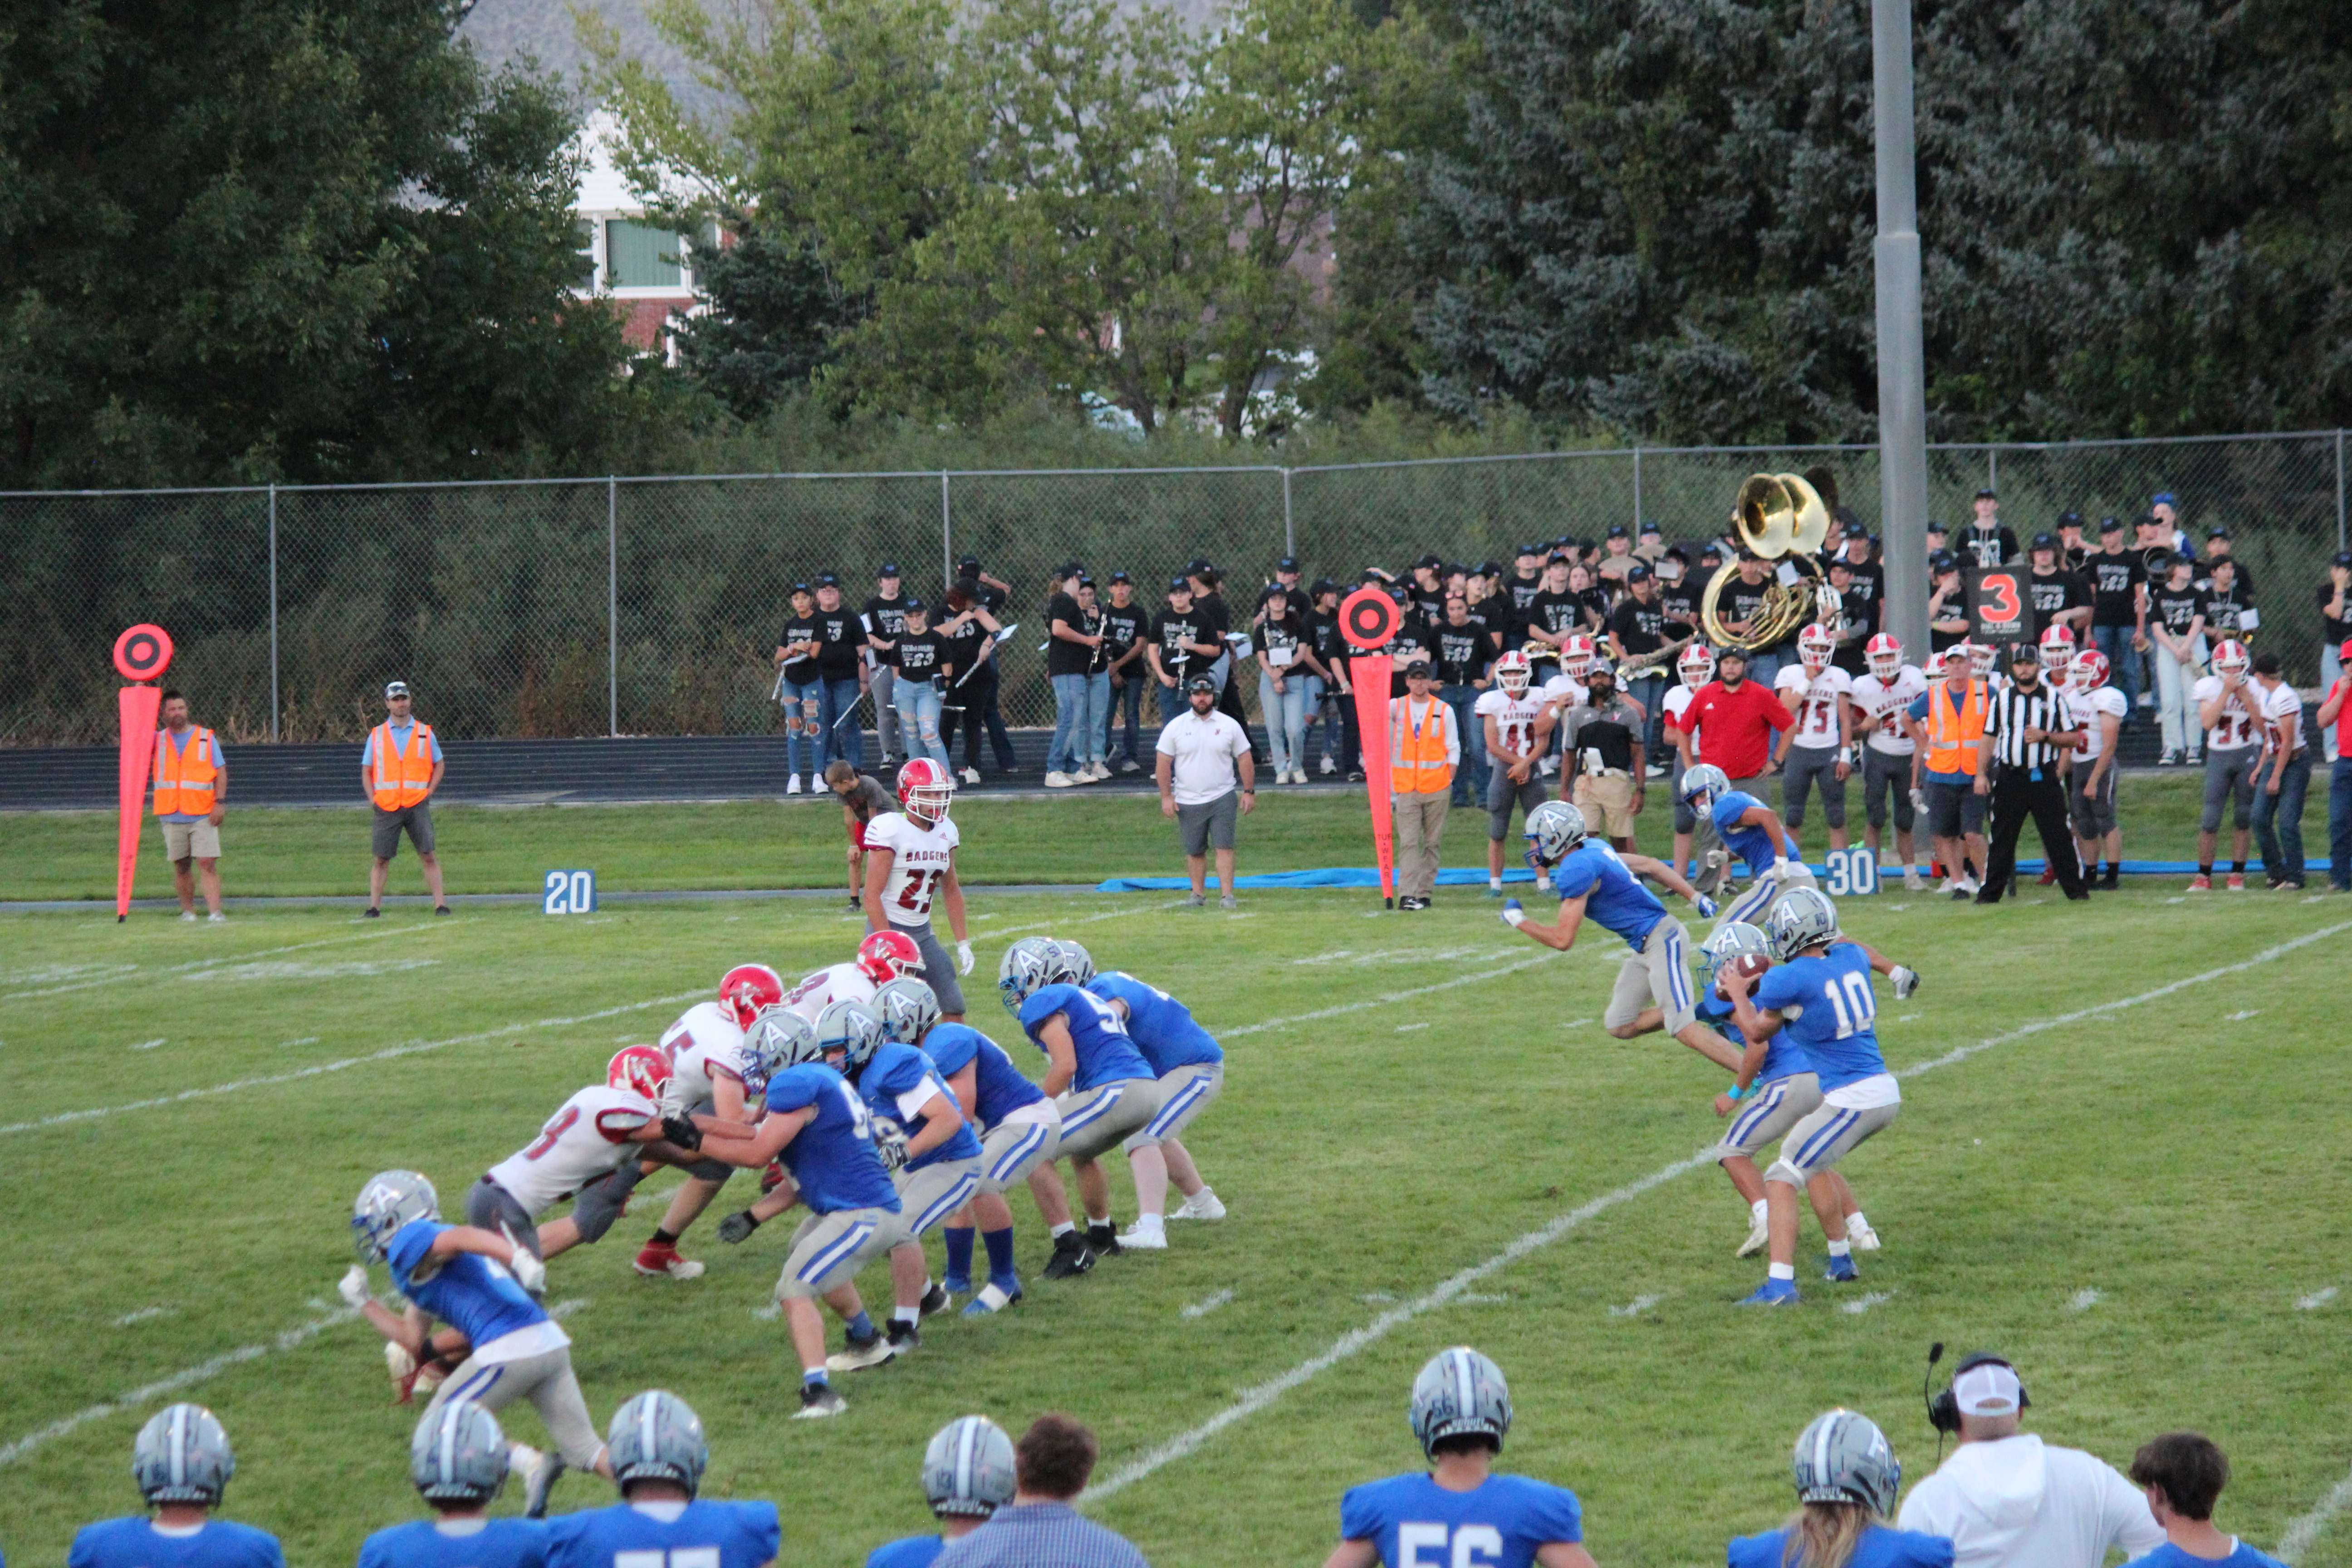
1076, 948, 1228, 1250
346, 1171, 609, 1517
1681, 762, 1814, 931
1322, 1347, 1593, 1568
861, 758, 977, 1018
358, 1405, 547, 1568
69, 1405, 285, 1568
1721, 889, 1920, 1306
1500, 801, 1740, 1070
865, 1416, 1018, 1567
1476, 650, 1554, 896
544, 1392, 779, 1568
630, 964, 784, 1281
782, 931, 921, 1021
1000, 937, 1165, 1276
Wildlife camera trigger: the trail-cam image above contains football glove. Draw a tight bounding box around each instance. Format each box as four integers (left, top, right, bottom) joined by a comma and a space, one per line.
1691, 893, 1718, 918
1500, 898, 1527, 928
507, 1247, 547, 1297
660, 1114, 703, 1152
717, 1210, 761, 1245
1891, 964, 1922, 999
873, 1124, 911, 1173
337, 1264, 372, 1310
956, 941, 975, 976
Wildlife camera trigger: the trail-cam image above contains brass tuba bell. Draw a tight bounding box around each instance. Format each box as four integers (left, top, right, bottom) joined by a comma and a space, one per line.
1703, 472, 1834, 653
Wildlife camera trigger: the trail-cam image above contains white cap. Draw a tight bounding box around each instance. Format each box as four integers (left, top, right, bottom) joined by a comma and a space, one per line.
1953, 1362, 2023, 1416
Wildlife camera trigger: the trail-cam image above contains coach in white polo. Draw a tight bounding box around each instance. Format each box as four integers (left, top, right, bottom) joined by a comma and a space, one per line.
1156, 673, 1255, 910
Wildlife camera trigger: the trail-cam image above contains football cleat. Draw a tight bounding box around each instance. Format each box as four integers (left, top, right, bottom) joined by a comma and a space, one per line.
825, 1331, 897, 1373
1117, 1218, 1168, 1250
794, 1385, 848, 1420
1171, 1189, 1226, 1221
1824, 1254, 1860, 1283
1086, 1223, 1124, 1257
918, 1281, 951, 1317
2225, 872, 2246, 892
962, 1281, 1024, 1316
886, 1321, 921, 1352
1736, 1209, 1770, 1258
1042, 1232, 1096, 1279
2187, 874, 2212, 892
1739, 1279, 1801, 1307
632, 1245, 705, 1281
1846, 1218, 1881, 1251
511, 1444, 565, 1519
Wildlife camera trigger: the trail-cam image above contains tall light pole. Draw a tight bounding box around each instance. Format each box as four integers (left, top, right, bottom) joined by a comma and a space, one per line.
1873, 0, 1930, 657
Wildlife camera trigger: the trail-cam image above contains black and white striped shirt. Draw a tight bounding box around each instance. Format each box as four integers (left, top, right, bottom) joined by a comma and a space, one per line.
1985, 681, 2076, 770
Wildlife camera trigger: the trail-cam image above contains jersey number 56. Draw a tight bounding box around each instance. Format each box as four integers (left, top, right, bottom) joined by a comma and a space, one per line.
1396, 1524, 1505, 1568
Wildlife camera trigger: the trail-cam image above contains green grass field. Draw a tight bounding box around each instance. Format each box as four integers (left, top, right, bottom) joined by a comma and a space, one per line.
4, 845, 2350, 1567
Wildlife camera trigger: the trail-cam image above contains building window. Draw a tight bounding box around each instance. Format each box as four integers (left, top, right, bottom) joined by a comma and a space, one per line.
604, 220, 686, 288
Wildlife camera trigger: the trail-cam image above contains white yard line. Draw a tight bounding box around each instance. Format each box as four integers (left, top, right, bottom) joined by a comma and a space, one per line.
2279, 1465, 2352, 1563
1219, 954, 1558, 1039
1180, 1289, 1235, 1321
1608, 1294, 1663, 1318
0, 990, 705, 1138
1, 923, 441, 1002
2068, 1288, 2102, 1312
1839, 1290, 1897, 1316
2295, 1286, 2338, 1311
113, 1306, 174, 1328
1084, 918, 2351, 1505
127, 1038, 167, 1052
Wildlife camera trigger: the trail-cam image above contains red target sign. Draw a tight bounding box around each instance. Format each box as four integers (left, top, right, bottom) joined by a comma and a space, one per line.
1338, 587, 1402, 652
113, 624, 175, 683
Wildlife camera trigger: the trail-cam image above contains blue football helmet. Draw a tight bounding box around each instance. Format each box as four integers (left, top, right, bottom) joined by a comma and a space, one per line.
813, 999, 884, 1072
872, 976, 943, 1045
922, 1415, 1017, 1519
352, 1169, 439, 1263
1698, 921, 1772, 999
1408, 1346, 1513, 1458
411, 1401, 509, 1504
1793, 1408, 1901, 1517
133, 1404, 235, 1506
1680, 762, 1731, 809
1522, 800, 1588, 868
1049, 939, 1096, 985
608, 1390, 709, 1499
1767, 887, 1842, 960
997, 937, 1061, 1012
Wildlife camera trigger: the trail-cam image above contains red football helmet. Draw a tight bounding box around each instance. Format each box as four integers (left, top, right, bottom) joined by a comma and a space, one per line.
607, 1044, 673, 1103
1797, 623, 1836, 671
1676, 644, 1716, 688
1966, 641, 1999, 677
1864, 633, 1903, 682
1560, 634, 1597, 678
2037, 622, 2077, 671
2210, 638, 2251, 678
897, 757, 956, 828
717, 963, 784, 1030
1493, 649, 1532, 696
855, 929, 921, 984
2069, 649, 2110, 691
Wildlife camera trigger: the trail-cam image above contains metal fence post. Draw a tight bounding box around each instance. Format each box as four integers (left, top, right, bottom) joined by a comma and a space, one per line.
267, 484, 279, 742
1282, 469, 1294, 556
1632, 446, 1643, 531
2338, 430, 2346, 550
607, 475, 618, 738
941, 471, 953, 584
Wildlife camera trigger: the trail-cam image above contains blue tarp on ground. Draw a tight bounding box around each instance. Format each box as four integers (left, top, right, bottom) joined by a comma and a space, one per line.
1094, 859, 2337, 892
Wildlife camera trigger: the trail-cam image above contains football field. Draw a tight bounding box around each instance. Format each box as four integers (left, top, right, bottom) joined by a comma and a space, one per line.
4, 885, 2350, 1567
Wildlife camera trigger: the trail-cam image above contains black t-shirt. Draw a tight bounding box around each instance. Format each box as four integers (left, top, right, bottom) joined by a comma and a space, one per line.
1962, 524, 2020, 567
1505, 573, 1545, 614
1431, 618, 1492, 686
1045, 592, 1093, 677
2200, 583, 2250, 638
1409, 586, 1445, 623
1253, 612, 1308, 675
1375, 622, 1436, 697
1529, 589, 1586, 643
1150, 609, 1210, 681
889, 628, 948, 681
1306, 608, 1345, 671
1576, 585, 1611, 628
1657, 578, 1701, 631
1837, 561, 1885, 632
2152, 583, 2205, 637
777, 615, 821, 684
941, 613, 988, 683
1608, 596, 1666, 660
811, 606, 865, 679
1100, 602, 1147, 669
954, 575, 1008, 615
2027, 568, 2089, 622
862, 593, 910, 648
1720, 577, 1774, 638
2200, 559, 2255, 599
2086, 551, 2145, 627
1193, 591, 1232, 639
2318, 579, 2352, 647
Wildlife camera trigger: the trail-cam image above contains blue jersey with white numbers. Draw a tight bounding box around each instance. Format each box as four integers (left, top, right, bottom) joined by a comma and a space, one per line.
1698, 992, 1808, 1085
864, 1536, 943, 1568
1018, 983, 1154, 1090
1087, 971, 1223, 1072
1339, 1472, 1583, 1568
919, 1024, 1044, 1132
544, 1499, 779, 1568
764, 1063, 903, 1214
358, 1518, 548, 1568
1730, 1523, 1952, 1568
386, 1219, 548, 1349
1753, 941, 1889, 1093
1710, 789, 1781, 877
1549, 841, 1667, 950
854, 1041, 983, 1171
70, 1520, 284, 1568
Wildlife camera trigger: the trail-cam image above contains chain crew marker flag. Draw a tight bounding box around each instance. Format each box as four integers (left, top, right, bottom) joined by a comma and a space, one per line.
113, 624, 174, 921
1338, 587, 1403, 907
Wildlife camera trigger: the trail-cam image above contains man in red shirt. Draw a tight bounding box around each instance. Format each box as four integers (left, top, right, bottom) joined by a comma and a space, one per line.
1669, 647, 1793, 893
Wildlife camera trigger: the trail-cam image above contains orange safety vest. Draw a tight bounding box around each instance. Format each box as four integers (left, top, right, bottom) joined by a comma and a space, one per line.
1389, 696, 1455, 794
369, 721, 437, 809
152, 726, 219, 817
1925, 680, 1989, 775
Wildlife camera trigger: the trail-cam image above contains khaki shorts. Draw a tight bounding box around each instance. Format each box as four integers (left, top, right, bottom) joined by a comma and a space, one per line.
1571, 773, 1637, 839
1053, 1076, 1165, 1162
776, 1206, 903, 1300
161, 819, 221, 860
1714, 1073, 1824, 1160
1604, 917, 1697, 1035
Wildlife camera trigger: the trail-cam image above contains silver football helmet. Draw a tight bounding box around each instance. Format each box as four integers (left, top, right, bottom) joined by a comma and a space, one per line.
921, 1415, 1017, 1519
813, 999, 885, 1072
1767, 887, 1842, 960
608, 1390, 709, 1499
872, 976, 943, 1045
1522, 800, 1588, 868
1049, 939, 1097, 986
748, 1006, 822, 1075
352, 1169, 439, 1263
133, 1404, 235, 1506
411, 1401, 509, 1504
1699, 921, 1772, 999
1793, 1408, 1901, 1517
1408, 1346, 1514, 1458
1679, 762, 1732, 809
997, 936, 1062, 1013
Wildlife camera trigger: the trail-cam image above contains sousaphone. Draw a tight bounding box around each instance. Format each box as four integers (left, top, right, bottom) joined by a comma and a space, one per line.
1699, 471, 1839, 653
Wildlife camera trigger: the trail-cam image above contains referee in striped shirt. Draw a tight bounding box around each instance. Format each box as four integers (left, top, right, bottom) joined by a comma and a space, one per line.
1977, 642, 2091, 902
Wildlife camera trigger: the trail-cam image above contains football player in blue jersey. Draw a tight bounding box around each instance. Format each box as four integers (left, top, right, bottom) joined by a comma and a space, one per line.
1500, 801, 1741, 1070
1728, 1409, 1950, 1568
825, 980, 982, 1357
698, 1001, 907, 1417
1325, 1348, 1593, 1568
887, 983, 1071, 1316
1000, 937, 1165, 1276
69, 1405, 284, 1568
1723, 888, 1921, 1305
544, 1392, 779, 1568
358, 1404, 547, 1568
346, 1170, 608, 1516
1078, 951, 1227, 1251
1680, 763, 1818, 931
1697, 925, 1877, 1261
866, 1416, 1018, 1568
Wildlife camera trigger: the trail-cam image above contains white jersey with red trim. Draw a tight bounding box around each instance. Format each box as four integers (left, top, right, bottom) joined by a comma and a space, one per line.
660, 1000, 748, 1116
485, 1084, 658, 1216
2192, 675, 2262, 752
1664, 684, 1700, 759
782, 961, 877, 1023
1474, 688, 1547, 760
1852, 666, 1927, 756
863, 810, 959, 927
1775, 663, 1852, 747
2257, 679, 2304, 758
2066, 684, 2129, 761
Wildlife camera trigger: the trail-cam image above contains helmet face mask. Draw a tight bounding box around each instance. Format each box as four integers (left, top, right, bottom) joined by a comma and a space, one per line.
1967, 642, 1998, 677
353, 1169, 440, 1263
608, 1045, 675, 1106
1679, 762, 1731, 811
1798, 624, 1835, 671
1677, 644, 1717, 687
1865, 633, 1902, 682
897, 757, 956, 827
813, 1000, 885, 1073
1522, 800, 1588, 868
2037, 624, 2076, 671
2211, 638, 2250, 678
1494, 650, 1531, 696
2070, 650, 2108, 692
996, 936, 1061, 1012
1561, 635, 1596, 679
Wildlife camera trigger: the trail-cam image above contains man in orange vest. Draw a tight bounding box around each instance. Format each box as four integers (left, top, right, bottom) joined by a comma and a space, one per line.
362, 680, 449, 917
152, 689, 228, 921
1391, 661, 1461, 910
1906, 646, 1991, 899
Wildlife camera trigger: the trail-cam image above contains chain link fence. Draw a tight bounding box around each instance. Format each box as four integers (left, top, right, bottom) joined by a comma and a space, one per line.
6, 432, 2344, 746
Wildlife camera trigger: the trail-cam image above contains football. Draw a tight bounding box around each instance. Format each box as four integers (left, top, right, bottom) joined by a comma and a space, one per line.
1732, 952, 1774, 980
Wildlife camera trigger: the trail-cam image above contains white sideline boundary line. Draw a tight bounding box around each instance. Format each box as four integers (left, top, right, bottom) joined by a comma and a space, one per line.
2280, 1465, 2352, 1563
0, 990, 704, 1137
1084, 919, 2350, 1504
0, 923, 442, 1001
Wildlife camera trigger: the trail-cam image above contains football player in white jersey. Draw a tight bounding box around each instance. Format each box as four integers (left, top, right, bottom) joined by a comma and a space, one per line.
1773, 624, 1853, 857
1535, 633, 1597, 777
782, 931, 918, 1022
2190, 637, 2262, 890
860, 758, 976, 1018
1475, 651, 1555, 895
2065, 650, 2128, 891
1851, 633, 1929, 891
629, 964, 785, 1280
1665, 643, 1717, 884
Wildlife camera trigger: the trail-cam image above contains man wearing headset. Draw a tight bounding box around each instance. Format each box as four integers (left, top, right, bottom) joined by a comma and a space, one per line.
1896, 1355, 2161, 1568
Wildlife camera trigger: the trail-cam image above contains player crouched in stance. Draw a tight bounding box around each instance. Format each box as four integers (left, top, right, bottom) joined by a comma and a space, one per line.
1323, 1348, 1592, 1568
1697, 924, 1878, 1261
69, 1405, 284, 1568
346, 1171, 608, 1516
633, 963, 786, 1281
862, 758, 977, 1019
1729, 1410, 1949, 1568
1680, 763, 1814, 932
358, 1404, 546, 1568
545, 1392, 779, 1568
866, 1416, 1018, 1567
1073, 944, 1228, 1249
1000, 937, 1166, 1276
1721, 889, 1920, 1306
1501, 800, 1741, 1070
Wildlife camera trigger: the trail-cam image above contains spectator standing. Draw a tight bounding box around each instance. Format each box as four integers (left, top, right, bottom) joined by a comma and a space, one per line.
2248, 650, 2309, 889
1929, 554, 1971, 657
1074, 578, 1112, 781
1147, 578, 1221, 727
811, 575, 871, 773
1896, 1355, 2161, 1568
1716, 557, 1783, 688
1559, 660, 1646, 852
1389, 662, 1460, 910
1186, 560, 1259, 757
1568, 561, 1611, 633
1595, 524, 1639, 583
1044, 564, 1103, 789
1253, 585, 1325, 785
863, 564, 912, 770
1635, 519, 1666, 562
2065, 652, 2127, 891
954, 555, 1012, 615
2316, 640, 2352, 891
2024, 534, 2092, 638
1524, 553, 1582, 685
2199, 528, 2254, 600
1962, 489, 2019, 567
774, 583, 825, 793
2055, 510, 2089, 570
363, 681, 449, 918
933, 1414, 1148, 1568
1656, 549, 1701, 639
2190, 641, 2262, 891
2199, 558, 2252, 643
151, 689, 228, 922
2152, 493, 2189, 555
1432, 592, 1495, 808
1156, 676, 1255, 910
1304, 580, 1358, 779
828, 761, 900, 913
2149, 555, 2210, 765
2083, 518, 2149, 725
1608, 564, 1682, 768
1677, 646, 1792, 802
1502, 543, 1546, 617
1407, 554, 1447, 621
1098, 572, 1148, 774
2127, 1433, 2288, 1568
885, 599, 953, 771
939, 585, 1016, 783
1975, 647, 2088, 902
1908, 650, 1990, 897
2318, 551, 2352, 694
